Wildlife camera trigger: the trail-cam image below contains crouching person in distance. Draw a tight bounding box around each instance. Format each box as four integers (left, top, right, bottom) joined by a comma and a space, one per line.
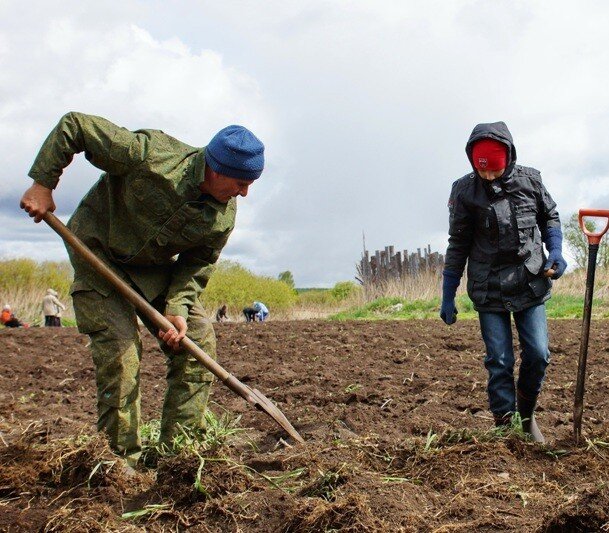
243, 307, 258, 322
440, 121, 566, 443
20, 112, 264, 466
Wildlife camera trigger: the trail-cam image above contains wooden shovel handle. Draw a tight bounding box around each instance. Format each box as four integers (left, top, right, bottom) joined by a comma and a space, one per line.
41, 212, 304, 443
42, 212, 232, 383
579, 209, 609, 245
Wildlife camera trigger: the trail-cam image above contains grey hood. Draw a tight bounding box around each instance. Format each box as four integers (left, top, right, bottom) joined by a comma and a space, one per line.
465, 121, 517, 177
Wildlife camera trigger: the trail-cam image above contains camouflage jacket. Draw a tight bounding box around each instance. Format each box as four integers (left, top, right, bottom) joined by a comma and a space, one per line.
28, 112, 235, 319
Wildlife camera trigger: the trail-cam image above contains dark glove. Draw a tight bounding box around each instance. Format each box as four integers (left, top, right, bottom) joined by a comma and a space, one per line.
440, 270, 461, 325
542, 226, 567, 279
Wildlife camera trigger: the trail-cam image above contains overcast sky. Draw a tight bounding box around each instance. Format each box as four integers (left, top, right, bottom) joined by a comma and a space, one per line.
2, 1, 609, 286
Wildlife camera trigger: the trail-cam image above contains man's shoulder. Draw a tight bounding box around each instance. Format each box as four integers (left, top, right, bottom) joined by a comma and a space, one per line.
514, 165, 542, 181
138, 129, 197, 155
451, 172, 476, 194
133, 129, 201, 184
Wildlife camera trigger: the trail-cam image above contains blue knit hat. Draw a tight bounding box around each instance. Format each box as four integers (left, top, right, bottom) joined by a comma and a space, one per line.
205, 125, 265, 180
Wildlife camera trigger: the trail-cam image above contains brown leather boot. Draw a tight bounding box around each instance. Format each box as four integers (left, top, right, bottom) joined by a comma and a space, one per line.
517, 390, 545, 443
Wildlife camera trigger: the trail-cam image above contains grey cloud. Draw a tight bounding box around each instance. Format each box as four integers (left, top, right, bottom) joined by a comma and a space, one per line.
3, 1, 609, 285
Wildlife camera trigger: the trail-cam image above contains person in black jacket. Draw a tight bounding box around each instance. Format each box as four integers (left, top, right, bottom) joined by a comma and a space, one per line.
440, 121, 567, 443
242, 307, 258, 322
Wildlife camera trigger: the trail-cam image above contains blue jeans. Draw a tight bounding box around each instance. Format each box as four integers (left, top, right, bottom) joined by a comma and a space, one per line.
478, 304, 550, 417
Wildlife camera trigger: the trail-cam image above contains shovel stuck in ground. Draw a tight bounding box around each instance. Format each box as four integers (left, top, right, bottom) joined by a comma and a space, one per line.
573, 209, 609, 442
42, 212, 304, 444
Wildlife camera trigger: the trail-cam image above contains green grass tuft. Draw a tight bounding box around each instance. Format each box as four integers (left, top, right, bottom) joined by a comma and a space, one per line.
330, 295, 477, 321
140, 407, 244, 466
330, 292, 609, 321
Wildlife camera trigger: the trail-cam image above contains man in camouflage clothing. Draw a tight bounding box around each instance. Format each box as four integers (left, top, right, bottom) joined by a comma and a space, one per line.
21, 113, 264, 465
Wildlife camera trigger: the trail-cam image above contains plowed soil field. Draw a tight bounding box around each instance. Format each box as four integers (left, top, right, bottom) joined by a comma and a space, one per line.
2, 320, 609, 532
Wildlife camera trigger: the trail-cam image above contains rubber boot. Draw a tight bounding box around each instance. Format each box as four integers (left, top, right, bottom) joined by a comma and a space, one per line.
517, 390, 545, 443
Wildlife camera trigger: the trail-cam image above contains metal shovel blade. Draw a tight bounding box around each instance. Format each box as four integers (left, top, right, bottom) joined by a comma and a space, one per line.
222, 374, 304, 443
250, 388, 305, 443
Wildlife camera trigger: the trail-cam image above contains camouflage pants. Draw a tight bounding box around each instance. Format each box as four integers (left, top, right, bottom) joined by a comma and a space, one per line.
72, 286, 216, 465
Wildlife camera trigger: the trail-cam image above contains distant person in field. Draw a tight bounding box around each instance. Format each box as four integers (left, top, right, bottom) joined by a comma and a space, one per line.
42, 288, 66, 327
20, 112, 264, 467
440, 121, 566, 443
242, 306, 258, 322
215, 304, 228, 322
1, 305, 25, 328
253, 301, 269, 322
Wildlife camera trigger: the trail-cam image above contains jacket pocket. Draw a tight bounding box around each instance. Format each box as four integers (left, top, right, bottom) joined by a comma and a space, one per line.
528, 275, 551, 298
524, 251, 544, 276
523, 263, 552, 298
180, 204, 217, 242
467, 262, 491, 305
516, 214, 537, 242
517, 213, 545, 275
130, 177, 172, 217
516, 214, 539, 266
181, 222, 205, 242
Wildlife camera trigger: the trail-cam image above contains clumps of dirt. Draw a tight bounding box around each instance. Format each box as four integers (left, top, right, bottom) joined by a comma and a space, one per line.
0, 426, 50, 497
0, 424, 149, 532
155, 451, 265, 503
537, 487, 609, 532
3, 321, 609, 531
149, 443, 387, 531
297, 461, 351, 501
154, 453, 203, 502
0, 423, 137, 494
44, 501, 133, 533
285, 492, 388, 532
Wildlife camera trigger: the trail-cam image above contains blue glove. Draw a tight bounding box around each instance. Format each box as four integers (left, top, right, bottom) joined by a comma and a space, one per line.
440, 270, 461, 325
542, 226, 567, 279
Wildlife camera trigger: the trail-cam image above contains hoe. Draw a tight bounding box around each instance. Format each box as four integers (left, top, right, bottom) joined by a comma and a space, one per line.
43, 212, 304, 444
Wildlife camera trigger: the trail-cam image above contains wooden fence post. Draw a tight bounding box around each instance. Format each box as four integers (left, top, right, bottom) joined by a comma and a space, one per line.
359, 243, 444, 284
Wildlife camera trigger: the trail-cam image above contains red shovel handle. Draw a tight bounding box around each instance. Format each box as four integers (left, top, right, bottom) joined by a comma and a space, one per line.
579, 209, 609, 245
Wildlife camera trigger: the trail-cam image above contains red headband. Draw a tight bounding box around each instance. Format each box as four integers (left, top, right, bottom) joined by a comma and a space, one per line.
472, 139, 507, 171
